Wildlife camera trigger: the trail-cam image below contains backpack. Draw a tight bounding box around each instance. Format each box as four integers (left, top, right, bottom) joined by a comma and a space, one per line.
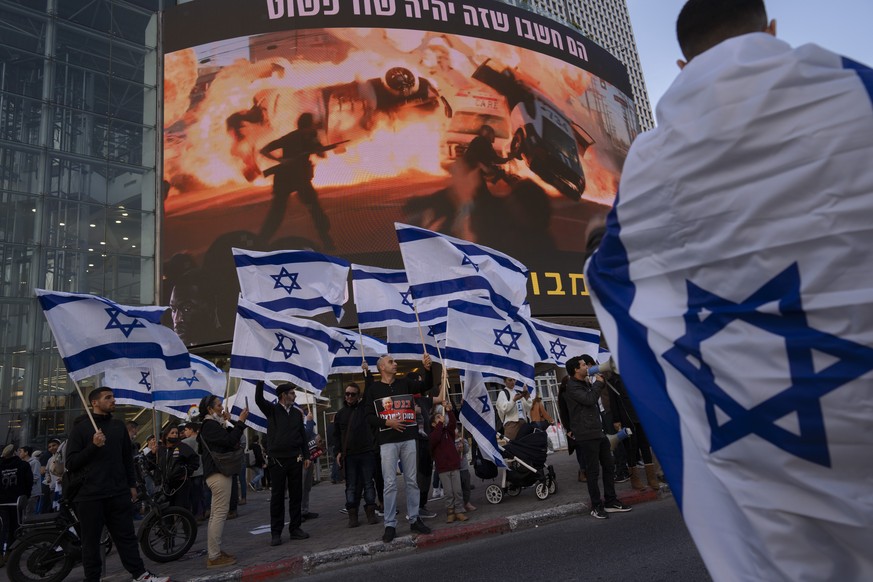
472, 441, 498, 480
48, 440, 67, 478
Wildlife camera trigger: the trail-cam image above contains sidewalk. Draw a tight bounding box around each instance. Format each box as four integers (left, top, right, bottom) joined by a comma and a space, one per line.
94, 451, 666, 582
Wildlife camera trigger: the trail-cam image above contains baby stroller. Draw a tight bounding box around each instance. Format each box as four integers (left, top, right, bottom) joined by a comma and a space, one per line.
476, 428, 557, 504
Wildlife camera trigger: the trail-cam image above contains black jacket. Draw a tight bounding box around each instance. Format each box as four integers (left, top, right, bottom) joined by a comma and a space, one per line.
156, 441, 200, 488
65, 412, 136, 501
562, 376, 605, 442
0, 455, 33, 503
198, 418, 246, 478
334, 400, 374, 456
364, 369, 434, 445
255, 381, 308, 460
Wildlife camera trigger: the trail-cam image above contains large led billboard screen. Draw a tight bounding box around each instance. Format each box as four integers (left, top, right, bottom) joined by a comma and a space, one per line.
162, 0, 638, 347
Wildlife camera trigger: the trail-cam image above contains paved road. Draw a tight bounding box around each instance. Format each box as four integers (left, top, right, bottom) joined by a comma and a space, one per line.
304, 498, 712, 582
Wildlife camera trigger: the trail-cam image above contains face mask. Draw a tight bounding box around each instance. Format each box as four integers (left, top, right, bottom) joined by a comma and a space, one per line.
166, 437, 181, 445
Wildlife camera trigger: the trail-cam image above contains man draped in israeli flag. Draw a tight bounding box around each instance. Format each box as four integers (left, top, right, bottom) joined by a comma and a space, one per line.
386, 323, 444, 363
230, 298, 344, 393
531, 318, 601, 369
351, 264, 445, 328
233, 248, 349, 321
35, 289, 189, 381
585, 2, 873, 579
459, 370, 506, 469
444, 298, 548, 388
330, 327, 387, 374
104, 355, 226, 419
395, 223, 529, 315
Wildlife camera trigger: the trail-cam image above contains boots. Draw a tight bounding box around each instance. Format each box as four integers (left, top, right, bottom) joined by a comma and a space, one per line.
454, 511, 468, 522
630, 466, 646, 491
364, 505, 379, 525
348, 508, 360, 528
578, 470, 587, 482
446, 508, 455, 523
644, 463, 662, 489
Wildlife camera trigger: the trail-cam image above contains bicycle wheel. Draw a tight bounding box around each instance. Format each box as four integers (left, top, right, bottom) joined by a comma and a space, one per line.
138, 506, 197, 563
6, 531, 77, 582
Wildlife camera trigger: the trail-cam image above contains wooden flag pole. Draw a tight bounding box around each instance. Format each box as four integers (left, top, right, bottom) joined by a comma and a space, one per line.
71, 377, 99, 431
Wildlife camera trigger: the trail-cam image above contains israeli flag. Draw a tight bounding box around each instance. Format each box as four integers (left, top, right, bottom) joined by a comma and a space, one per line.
585, 36, 873, 580
103, 367, 154, 408
531, 318, 601, 367
152, 355, 227, 418
230, 298, 344, 393
351, 264, 445, 328
395, 223, 529, 315
459, 370, 506, 469
330, 327, 387, 374
233, 248, 350, 321
35, 289, 189, 382
386, 323, 444, 363
444, 298, 548, 387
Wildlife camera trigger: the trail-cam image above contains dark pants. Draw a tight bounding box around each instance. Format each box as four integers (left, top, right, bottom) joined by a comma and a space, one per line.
0, 504, 19, 550
373, 448, 384, 506
416, 438, 433, 509
578, 437, 617, 507
168, 480, 191, 512
78, 493, 145, 582
623, 421, 654, 466
268, 458, 303, 535
188, 475, 206, 517
343, 451, 377, 510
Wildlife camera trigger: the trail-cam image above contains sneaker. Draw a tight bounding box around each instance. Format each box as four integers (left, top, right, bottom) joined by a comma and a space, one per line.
382, 526, 396, 542
289, 527, 310, 540
227, 510, 238, 520
301, 511, 319, 520
270, 535, 282, 547
410, 518, 432, 535
133, 572, 170, 582
375, 509, 384, 517
429, 488, 444, 500
418, 508, 437, 519
590, 504, 609, 520
248, 481, 257, 492
464, 502, 477, 512
206, 554, 237, 568
604, 500, 633, 513
339, 507, 349, 514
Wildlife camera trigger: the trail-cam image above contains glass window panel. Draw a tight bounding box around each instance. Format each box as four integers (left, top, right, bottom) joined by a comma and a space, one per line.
42, 198, 107, 253
57, 0, 112, 33
51, 105, 110, 159
108, 76, 153, 123
0, 243, 33, 298
108, 164, 152, 210
106, 207, 151, 254
0, 46, 45, 99
55, 24, 111, 74
109, 120, 154, 166
0, 93, 42, 145
0, 191, 39, 244
42, 248, 99, 294
53, 63, 111, 117
111, 3, 155, 48
110, 41, 149, 83
0, 300, 29, 354
0, 145, 41, 195
103, 255, 152, 304
48, 155, 109, 204
0, 6, 47, 53
120, 0, 160, 13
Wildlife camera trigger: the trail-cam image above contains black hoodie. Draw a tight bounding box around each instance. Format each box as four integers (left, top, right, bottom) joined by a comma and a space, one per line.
65, 412, 136, 502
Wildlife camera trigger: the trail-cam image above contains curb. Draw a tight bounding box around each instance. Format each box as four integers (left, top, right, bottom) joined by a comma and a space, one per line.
189, 489, 662, 581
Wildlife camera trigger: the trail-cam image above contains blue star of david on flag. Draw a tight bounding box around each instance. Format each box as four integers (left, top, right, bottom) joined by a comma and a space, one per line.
662, 263, 873, 467
339, 338, 356, 355
461, 254, 479, 272
138, 371, 152, 392
271, 267, 302, 295
478, 394, 491, 413
549, 338, 568, 363
105, 307, 146, 338
273, 333, 300, 359
177, 370, 200, 387
493, 324, 522, 355
399, 290, 415, 309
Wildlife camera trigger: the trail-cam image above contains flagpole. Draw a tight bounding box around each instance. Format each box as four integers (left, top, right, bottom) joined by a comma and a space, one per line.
71, 377, 99, 431
412, 301, 449, 394
151, 367, 158, 447
357, 324, 365, 366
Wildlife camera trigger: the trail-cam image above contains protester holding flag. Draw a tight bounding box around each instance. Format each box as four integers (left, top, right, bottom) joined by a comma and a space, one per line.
333, 381, 379, 528
65, 387, 169, 582
198, 394, 249, 569
584, 0, 873, 577
254, 381, 311, 547
364, 354, 435, 543
495, 378, 531, 440
429, 404, 468, 524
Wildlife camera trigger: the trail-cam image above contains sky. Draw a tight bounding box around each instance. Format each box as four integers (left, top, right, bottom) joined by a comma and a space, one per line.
625, 0, 873, 124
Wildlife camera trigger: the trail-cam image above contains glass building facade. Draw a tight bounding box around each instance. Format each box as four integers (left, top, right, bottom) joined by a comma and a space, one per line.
0, 0, 165, 446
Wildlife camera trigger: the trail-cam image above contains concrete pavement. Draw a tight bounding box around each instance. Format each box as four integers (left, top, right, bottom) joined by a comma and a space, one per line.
91, 450, 667, 582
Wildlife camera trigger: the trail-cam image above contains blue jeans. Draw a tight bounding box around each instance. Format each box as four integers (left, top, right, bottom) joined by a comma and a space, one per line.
344, 451, 377, 510
251, 467, 264, 489
380, 440, 419, 528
